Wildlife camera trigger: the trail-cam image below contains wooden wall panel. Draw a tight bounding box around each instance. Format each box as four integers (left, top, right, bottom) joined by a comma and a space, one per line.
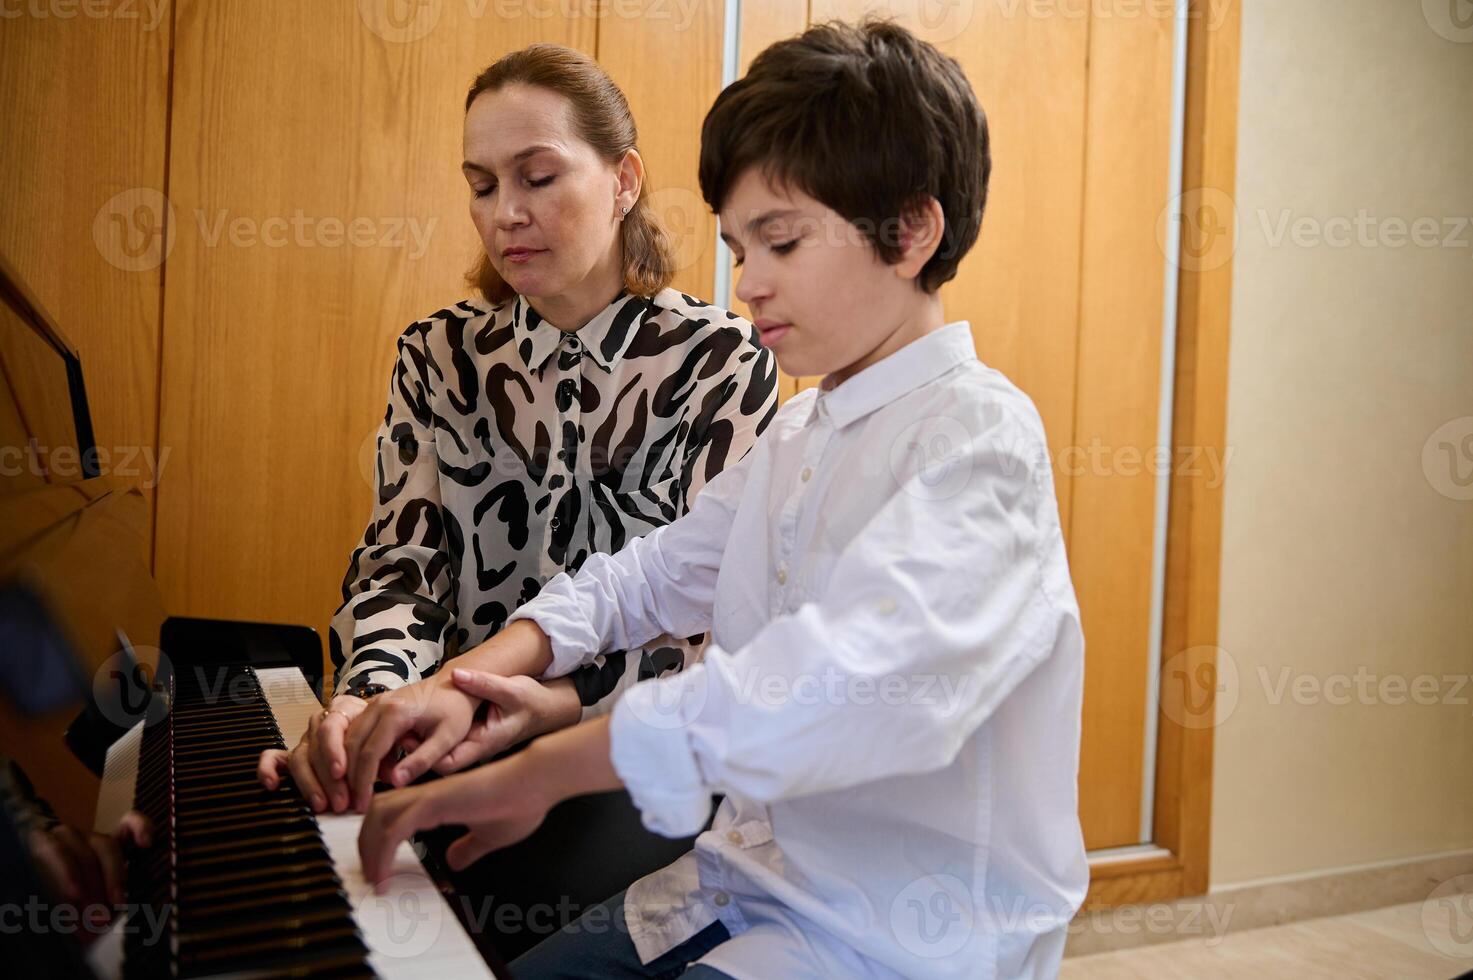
730, 0, 810, 402
1071, 5, 1178, 848
803, 0, 1176, 851
155, 3, 595, 669
0, 5, 169, 828
0, 7, 170, 536
597, 0, 726, 303
804, 0, 1088, 537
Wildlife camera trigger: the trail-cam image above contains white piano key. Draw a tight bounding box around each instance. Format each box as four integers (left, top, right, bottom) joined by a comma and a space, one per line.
256, 667, 495, 978
93, 718, 143, 835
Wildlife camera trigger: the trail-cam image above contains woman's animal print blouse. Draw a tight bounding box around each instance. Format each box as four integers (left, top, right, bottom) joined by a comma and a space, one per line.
330, 288, 779, 715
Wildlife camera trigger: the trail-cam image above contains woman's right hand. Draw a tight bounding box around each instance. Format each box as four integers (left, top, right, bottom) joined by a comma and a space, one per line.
256, 693, 368, 813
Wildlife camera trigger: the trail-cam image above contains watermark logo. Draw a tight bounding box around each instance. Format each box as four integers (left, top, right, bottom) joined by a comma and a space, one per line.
1160, 186, 1238, 273
890, 874, 974, 959
1158, 645, 1237, 729
1422, 416, 1473, 502
1423, 0, 1473, 42
93, 189, 437, 271
890, 416, 974, 501
646, 186, 708, 274
92, 644, 172, 730
1421, 875, 1473, 959
93, 187, 175, 273
914, 0, 976, 43
353, 874, 445, 958
0, 441, 171, 488
622, 664, 708, 730
0, 0, 169, 31
358, 0, 442, 42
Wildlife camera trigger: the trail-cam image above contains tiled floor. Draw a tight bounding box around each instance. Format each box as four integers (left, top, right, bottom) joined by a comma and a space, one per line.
1060, 899, 1473, 978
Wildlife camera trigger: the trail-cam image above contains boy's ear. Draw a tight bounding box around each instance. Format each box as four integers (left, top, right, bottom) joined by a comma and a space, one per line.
894, 195, 946, 283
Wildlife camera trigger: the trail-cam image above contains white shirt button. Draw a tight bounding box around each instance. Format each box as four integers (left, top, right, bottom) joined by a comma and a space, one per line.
801, 467, 812, 482
776, 567, 788, 586
713, 891, 730, 907
726, 830, 743, 845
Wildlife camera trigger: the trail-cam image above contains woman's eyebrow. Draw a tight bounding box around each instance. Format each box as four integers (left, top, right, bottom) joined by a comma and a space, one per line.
462, 144, 562, 175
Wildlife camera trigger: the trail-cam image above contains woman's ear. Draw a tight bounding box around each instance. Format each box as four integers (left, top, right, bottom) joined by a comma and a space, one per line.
894, 196, 945, 282
615, 149, 645, 217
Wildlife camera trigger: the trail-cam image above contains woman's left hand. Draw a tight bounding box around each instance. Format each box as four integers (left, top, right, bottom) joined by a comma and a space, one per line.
357, 751, 553, 889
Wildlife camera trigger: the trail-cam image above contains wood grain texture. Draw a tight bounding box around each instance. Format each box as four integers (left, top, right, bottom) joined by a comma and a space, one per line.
597, 0, 725, 302
0, 4, 170, 536
0, 302, 74, 490
154, 3, 595, 670
0, 3, 168, 828
730, 0, 809, 402
1153, 0, 1239, 897
793, 0, 1091, 530
1070, 1, 1178, 849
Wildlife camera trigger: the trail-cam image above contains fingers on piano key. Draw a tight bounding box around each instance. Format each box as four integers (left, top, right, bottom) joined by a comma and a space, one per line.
344, 707, 388, 812
393, 727, 461, 787
117, 809, 153, 850
257, 747, 290, 790
357, 788, 419, 889
313, 708, 352, 782
312, 714, 356, 811
287, 743, 328, 812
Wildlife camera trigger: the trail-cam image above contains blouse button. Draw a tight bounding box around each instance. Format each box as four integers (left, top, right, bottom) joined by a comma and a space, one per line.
550, 517, 561, 530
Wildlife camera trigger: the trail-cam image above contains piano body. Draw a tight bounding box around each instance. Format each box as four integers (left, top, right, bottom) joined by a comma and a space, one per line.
92, 658, 496, 978
2, 255, 501, 978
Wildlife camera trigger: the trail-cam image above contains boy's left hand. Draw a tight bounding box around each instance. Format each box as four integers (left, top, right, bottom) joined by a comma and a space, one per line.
357, 751, 552, 889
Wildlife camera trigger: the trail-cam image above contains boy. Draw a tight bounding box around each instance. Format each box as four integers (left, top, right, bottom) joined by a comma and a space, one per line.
359, 20, 1088, 979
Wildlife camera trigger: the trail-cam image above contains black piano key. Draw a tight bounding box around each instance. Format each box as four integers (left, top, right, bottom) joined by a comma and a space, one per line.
121, 665, 374, 978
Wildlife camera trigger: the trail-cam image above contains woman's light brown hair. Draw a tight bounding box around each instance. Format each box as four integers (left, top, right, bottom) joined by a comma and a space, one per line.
463, 45, 675, 304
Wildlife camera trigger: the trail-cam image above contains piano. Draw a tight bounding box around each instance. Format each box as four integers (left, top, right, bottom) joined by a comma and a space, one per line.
91, 660, 499, 979
3, 254, 502, 978
5, 248, 702, 977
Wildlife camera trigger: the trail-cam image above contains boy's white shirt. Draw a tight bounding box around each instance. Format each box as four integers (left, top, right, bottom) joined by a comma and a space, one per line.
508, 322, 1090, 980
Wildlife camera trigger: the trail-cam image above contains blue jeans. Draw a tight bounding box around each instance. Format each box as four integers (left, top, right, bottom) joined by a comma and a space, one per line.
509, 889, 733, 980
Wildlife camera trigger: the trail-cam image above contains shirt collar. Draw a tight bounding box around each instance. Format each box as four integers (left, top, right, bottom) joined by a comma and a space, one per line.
813, 321, 977, 429
510, 291, 651, 375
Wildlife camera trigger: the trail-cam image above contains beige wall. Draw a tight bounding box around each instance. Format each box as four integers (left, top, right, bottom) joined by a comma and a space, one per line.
1211, 0, 1473, 887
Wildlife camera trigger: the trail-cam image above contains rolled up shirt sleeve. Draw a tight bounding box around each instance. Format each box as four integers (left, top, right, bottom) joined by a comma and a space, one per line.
608, 418, 1071, 836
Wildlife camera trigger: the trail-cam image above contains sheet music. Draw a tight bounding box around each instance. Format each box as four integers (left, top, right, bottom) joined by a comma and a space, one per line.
256, 668, 494, 978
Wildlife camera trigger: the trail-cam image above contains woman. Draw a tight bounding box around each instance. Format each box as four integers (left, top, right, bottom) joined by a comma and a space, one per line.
258, 44, 777, 816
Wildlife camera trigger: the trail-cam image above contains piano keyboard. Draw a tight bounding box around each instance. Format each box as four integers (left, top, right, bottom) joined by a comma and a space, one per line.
92, 665, 495, 979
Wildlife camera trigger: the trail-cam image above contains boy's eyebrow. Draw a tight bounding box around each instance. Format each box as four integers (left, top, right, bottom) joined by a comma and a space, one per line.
461, 144, 561, 175
745, 208, 801, 233
720, 208, 803, 247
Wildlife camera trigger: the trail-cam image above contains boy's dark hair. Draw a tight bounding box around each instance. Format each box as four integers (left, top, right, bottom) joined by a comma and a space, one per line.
698, 19, 991, 293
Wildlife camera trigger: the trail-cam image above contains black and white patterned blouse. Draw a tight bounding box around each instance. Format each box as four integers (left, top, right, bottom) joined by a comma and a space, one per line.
329, 289, 779, 715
